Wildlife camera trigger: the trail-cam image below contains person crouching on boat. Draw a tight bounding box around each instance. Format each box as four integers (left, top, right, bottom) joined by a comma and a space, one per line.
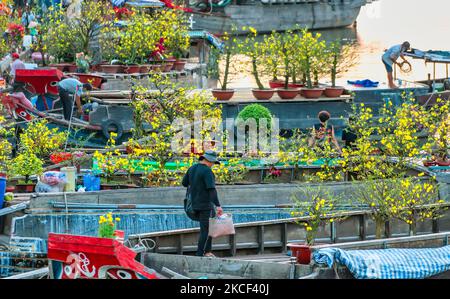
57, 78, 92, 120
309, 111, 342, 155
182, 150, 223, 257
382, 41, 411, 89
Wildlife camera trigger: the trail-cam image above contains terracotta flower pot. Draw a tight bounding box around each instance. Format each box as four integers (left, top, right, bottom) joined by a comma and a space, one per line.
101, 65, 122, 74
289, 83, 305, 89
165, 58, 177, 70
268, 80, 285, 89
212, 89, 235, 101
276, 88, 299, 100
49, 63, 72, 72
288, 243, 311, 265
15, 183, 35, 193
162, 62, 174, 72
100, 184, 120, 190
173, 59, 187, 71
301, 88, 325, 99
324, 86, 345, 98
139, 65, 151, 73
73, 74, 104, 88
151, 64, 162, 72
67, 64, 78, 73
252, 88, 275, 100
124, 65, 140, 74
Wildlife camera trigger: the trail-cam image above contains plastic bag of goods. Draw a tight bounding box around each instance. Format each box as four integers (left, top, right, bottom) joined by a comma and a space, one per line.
208, 213, 235, 238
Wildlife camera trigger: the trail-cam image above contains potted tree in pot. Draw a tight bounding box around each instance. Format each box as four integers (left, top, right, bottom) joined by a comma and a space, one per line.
210, 29, 238, 101
11, 151, 43, 193
289, 186, 339, 264
276, 30, 299, 100
298, 29, 326, 99
240, 27, 275, 100
162, 10, 190, 72
324, 40, 355, 98
262, 31, 284, 89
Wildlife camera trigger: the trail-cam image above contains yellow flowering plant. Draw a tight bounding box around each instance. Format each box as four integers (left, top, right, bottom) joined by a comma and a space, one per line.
93, 133, 128, 184
0, 110, 13, 174
10, 151, 43, 184
237, 26, 267, 90
390, 178, 446, 236
291, 186, 343, 246
213, 157, 248, 184
260, 31, 282, 82
131, 74, 222, 187
18, 119, 67, 160
98, 212, 121, 239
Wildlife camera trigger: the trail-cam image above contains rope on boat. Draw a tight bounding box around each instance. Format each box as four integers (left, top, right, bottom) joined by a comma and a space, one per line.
64, 192, 69, 233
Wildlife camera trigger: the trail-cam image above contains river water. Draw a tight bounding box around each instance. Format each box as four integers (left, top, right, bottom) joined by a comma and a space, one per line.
229, 0, 450, 88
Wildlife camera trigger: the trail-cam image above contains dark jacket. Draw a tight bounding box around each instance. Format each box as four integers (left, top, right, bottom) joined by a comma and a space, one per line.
182, 163, 221, 211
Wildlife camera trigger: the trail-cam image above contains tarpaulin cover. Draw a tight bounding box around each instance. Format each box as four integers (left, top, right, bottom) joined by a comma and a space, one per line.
313, 246, 450, 279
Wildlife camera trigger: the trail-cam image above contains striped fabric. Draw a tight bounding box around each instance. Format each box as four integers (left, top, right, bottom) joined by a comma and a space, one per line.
313, 246, 450, 279
110, 0, 127, 6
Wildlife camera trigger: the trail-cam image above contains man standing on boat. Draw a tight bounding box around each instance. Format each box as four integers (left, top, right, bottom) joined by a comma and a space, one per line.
382, 41, 411, 89
57, 78, 92, 120
182, 150, 223, 257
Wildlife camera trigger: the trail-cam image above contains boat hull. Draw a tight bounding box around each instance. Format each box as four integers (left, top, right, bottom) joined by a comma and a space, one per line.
191, 1, 366, 34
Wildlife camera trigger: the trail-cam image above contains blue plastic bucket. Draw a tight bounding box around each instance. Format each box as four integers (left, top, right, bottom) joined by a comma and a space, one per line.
83, 174, 101, 191
0, 177, 6, 209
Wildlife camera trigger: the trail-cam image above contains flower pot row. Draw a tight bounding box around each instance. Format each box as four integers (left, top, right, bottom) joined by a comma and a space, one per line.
50, 59, 188, 75
211, 86, 345, 101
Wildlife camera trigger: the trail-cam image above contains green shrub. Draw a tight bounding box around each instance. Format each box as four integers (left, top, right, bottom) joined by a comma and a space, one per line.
237, 104, 273, 129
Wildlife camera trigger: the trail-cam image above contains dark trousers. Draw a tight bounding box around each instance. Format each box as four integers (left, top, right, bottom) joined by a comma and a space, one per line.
195, 209, 215, 256
59, 89, 73, 120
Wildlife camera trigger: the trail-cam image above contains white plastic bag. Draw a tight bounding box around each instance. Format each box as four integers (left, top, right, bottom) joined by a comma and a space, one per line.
208, 213, 235, 238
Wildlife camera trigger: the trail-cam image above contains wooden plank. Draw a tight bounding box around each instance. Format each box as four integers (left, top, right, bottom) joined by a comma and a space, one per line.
230, 234, 237, 256
178, 234, 183, 255
257, 226, 265, 254
2, 267, 48, 279
359, 214, 366, 241
330, 222, 337, 243
281, 223, 288, 253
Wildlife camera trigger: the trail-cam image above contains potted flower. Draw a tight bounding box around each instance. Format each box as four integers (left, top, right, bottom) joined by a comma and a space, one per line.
263, 166, 282, 183
323, 41, 354, 98
210, 30, 238, 101
240, 27, 275, 101
11, 152, 43, 193
289, 187, 338, 264
298, 29, 326, 99
50, 152, 73, 171
98, 212, 121, 238
276, 31, 300, 100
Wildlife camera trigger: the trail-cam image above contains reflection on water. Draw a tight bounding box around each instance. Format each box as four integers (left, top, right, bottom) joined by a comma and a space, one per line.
229, 0, 450, 88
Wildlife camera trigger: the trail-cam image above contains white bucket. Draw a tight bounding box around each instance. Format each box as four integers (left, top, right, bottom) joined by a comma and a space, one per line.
61, 167, 77, 192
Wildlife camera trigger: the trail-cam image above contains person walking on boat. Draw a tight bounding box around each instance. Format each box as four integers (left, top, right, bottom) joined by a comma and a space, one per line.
382, 41, 411, 89
57, 78, 92, 120
182, 150, 223, 257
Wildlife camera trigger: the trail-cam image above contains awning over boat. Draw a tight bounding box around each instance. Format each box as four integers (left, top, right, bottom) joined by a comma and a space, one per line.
313, 246, 450, 279
405, 49, 450, 63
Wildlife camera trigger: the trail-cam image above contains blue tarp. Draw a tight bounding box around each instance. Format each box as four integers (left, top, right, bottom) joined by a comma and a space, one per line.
347, 79, 379, 88
313, 246, 450, 279
111, 0, 165, 7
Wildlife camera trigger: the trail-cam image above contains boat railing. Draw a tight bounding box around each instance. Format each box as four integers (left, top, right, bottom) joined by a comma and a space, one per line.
128, 203, 450, 256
